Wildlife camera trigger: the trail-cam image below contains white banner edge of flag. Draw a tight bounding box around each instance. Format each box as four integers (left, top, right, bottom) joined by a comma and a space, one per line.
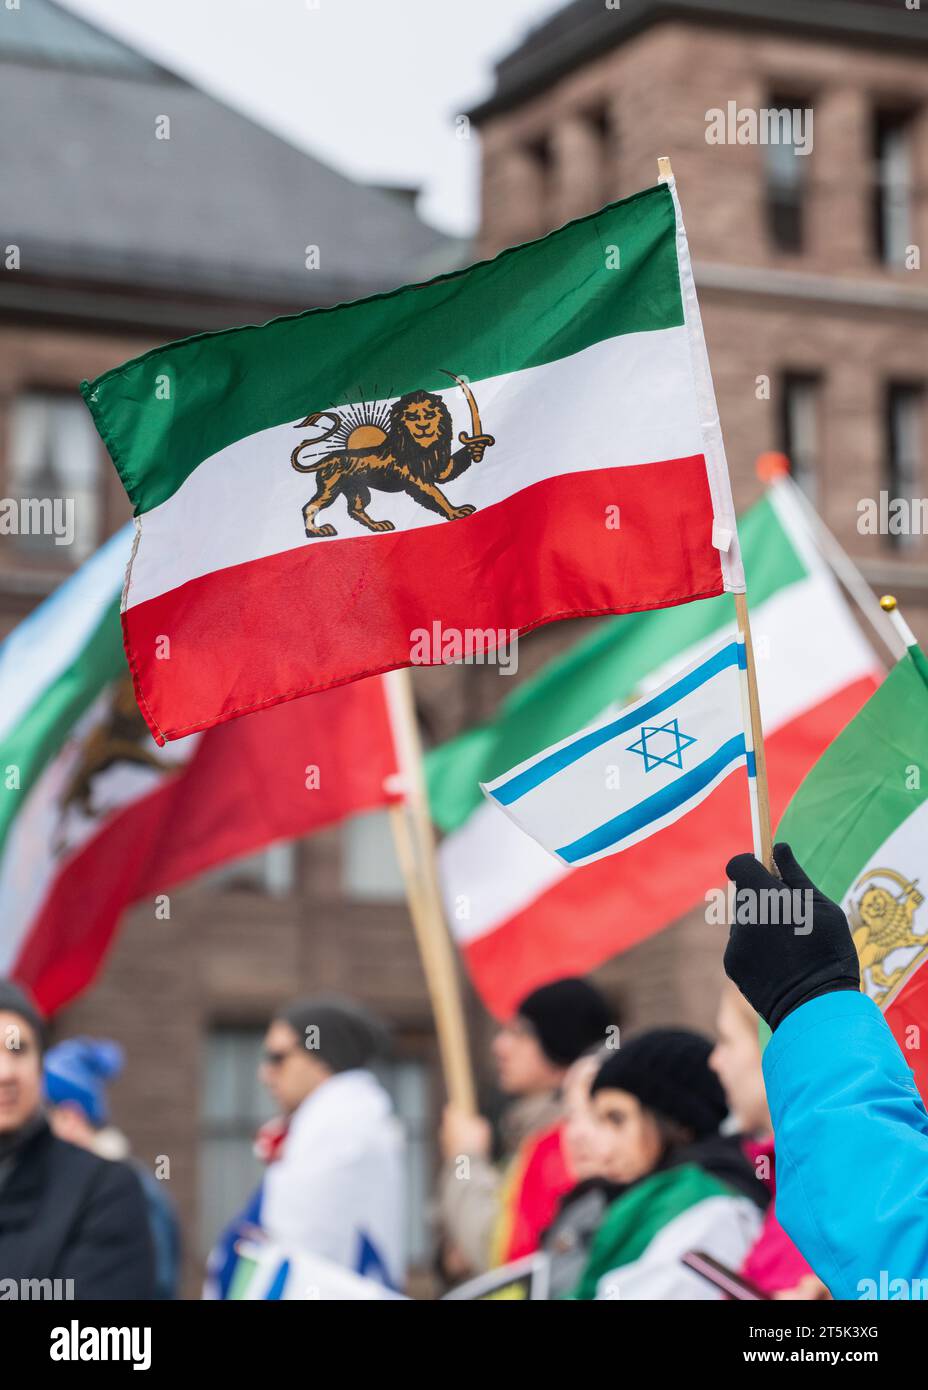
666, 173, 745, 596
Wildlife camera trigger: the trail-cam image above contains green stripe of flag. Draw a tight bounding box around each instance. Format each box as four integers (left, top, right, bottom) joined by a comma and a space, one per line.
777, 646, 928, 902
426, 493, 805, 832
0, 596, 126, 854
82, 184, 682, 516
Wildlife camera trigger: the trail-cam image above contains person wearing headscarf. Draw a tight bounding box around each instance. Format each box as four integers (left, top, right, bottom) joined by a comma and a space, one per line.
206, 995, 404, 1296
0, 982, 154, 1299
439, 977, 614, 1277
569, 1029, 766, 1299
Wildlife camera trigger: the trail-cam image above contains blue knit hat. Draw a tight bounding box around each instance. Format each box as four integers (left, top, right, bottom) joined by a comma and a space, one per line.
43, 1037, 124, 1127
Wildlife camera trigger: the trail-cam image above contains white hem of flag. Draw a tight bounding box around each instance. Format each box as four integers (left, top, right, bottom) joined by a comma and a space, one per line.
667, 175, 743, 594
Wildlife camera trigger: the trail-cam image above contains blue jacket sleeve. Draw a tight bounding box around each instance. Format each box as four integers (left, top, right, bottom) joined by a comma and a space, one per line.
763, 990, 928, 1300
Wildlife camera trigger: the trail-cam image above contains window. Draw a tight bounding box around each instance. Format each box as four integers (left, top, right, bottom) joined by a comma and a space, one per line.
582, 104, 615, 207
201, 842, 296, 896
342, 808, 405, 901
765, 97, 811, 253
885, 383, 923, 551
199, 1028, 433, 1268
525, 131, 554, 178
199, 1027, 277, 1256
874, 110, 914, 267
8, 392, 101, 561
522, 131, 554, 230
780, 373, 821, 500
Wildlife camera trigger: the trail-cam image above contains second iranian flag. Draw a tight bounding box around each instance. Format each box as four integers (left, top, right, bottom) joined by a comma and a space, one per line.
83, 177, 742, 743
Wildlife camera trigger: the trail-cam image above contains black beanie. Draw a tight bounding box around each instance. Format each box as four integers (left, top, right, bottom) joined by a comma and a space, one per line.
279, 996, 390, 1074
517, 978, 612, 1068
590, 1029, 726, 1139
0, 980, 46, 1053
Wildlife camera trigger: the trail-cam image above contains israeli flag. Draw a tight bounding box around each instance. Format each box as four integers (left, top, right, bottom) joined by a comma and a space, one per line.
481, 635, 755, 868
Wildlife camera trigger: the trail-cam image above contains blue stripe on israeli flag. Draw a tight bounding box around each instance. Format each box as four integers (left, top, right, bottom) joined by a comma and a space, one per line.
490, 640, 743, 807
481, 633, 753, 869
556, 734, 746, 863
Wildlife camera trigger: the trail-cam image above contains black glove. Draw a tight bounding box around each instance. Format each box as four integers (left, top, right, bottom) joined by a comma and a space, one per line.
724, 841, 860, 1031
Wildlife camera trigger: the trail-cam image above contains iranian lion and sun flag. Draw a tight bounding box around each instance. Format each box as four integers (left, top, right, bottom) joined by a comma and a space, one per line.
3, 171, 926, 1081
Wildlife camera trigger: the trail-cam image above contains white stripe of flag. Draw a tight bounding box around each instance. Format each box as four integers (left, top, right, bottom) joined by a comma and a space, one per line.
480, 634, 753, 868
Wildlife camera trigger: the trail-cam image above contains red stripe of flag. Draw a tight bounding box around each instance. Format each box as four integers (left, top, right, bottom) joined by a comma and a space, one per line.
124, 458, 723, 743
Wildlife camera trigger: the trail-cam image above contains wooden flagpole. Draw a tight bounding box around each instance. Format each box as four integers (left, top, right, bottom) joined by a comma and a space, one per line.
734, 591, 774, 869
384, 668, 477, 1113
659, 155, 774, 869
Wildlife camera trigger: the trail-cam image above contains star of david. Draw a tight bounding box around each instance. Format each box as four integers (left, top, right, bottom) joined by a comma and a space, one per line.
627, 718, 697, 772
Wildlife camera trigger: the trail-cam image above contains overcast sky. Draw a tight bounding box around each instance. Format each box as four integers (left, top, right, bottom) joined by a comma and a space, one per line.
60, 0, 567, 237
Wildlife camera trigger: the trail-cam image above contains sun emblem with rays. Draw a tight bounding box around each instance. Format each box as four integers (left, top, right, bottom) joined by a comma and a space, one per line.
289, 372, 496, 538
296, 397, 394, 455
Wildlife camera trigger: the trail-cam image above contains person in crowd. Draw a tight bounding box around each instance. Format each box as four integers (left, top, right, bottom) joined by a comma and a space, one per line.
439, 977, 613, 1275
569, 1029, 766, 1299
207, 995, 405, 1296
541, 1047, 619, 1298
725, 842, 928, 1301
0, 981, 154, 1299
709, 982, 823, 1298
44, 1036, 181, 1299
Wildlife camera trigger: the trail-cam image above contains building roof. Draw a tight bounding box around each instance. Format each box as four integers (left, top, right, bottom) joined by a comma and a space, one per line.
471, 0, 926, 122
0, 0, 454, 323
0, 0, 169, 75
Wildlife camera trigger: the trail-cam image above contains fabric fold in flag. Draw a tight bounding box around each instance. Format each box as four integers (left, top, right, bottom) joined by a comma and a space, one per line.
81, 177, 742, 743
481, 635, 752, 868
0, 529, 401, 1015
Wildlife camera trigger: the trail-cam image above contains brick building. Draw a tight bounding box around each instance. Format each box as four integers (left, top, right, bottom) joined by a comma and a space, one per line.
470, 0, 928, 605
2, 0, 927, 1295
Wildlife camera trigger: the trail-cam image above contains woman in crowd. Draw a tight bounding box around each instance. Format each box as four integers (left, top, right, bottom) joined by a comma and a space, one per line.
569, 1029, 766, 1299
542, 1047, 618, 1297
709, 981, 826, 1298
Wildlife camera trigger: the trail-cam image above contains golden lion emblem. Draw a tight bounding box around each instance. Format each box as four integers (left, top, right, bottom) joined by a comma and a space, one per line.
849, 867, 927, 1007
53, 677, 177, 856
290, 371, 495, 538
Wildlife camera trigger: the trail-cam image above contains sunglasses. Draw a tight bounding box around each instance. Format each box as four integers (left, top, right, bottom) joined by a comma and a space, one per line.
262, 1046, 299, 1068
